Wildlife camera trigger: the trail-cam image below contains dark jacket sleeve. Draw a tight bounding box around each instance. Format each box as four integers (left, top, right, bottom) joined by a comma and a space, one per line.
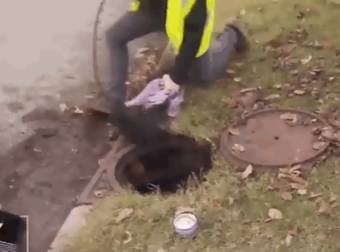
169, 0, 207, 84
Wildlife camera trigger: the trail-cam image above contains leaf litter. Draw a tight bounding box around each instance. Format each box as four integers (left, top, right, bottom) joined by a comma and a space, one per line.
268, 208, 283, 220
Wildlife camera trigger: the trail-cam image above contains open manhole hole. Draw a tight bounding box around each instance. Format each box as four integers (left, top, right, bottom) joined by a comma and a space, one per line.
108, 136, 212, 194
220, 108, 331, 168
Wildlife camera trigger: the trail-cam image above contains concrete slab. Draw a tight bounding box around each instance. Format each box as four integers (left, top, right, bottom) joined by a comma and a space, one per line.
48, 205, 92, 252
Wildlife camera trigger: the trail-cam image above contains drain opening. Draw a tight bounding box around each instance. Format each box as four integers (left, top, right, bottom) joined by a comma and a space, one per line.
113, 137, 212, 194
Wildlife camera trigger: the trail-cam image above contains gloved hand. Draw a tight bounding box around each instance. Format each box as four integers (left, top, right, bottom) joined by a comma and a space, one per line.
125, 74, 181, 109
146, 74, 179, 107
124, 78, 163, 108
167, 89, 184, 118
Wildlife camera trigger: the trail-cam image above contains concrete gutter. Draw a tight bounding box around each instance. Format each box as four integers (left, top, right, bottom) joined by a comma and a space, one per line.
48, 206, 92, 252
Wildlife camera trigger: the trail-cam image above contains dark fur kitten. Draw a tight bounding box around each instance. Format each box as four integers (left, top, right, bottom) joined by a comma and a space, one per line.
114, 106, 212, 193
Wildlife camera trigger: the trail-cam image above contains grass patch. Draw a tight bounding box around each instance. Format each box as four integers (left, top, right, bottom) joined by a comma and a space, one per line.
66, 1, 340, 251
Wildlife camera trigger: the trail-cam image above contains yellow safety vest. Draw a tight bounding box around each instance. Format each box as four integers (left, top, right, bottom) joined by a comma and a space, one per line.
129, 0, 215, 58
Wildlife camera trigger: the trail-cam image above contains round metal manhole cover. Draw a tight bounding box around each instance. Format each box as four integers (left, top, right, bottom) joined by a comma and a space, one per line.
220, 109, 330, 168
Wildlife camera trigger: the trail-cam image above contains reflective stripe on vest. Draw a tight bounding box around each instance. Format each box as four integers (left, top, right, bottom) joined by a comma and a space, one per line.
129, 0, 140, 12
130, 0, 214, 58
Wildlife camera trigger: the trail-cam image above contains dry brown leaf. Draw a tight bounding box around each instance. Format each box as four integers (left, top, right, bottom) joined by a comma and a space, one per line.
239, 87, 259, 94
312, 141, 326, 150
241, 165, 253, 180
290, 183, 306, 190
228, 128, 240, 136
285, 234, 293, 247
226, 69, 236, 75
329, 192, 338, 203
301, 55, 312, 64
321, 127, 334, 140
123, 231, 132, 244
33, 148, 42, 153
115, 208, 134, 223
329, 76, 336, 82
268, 208, 283, 220
293, 90, 306, 96
288, 226, 300, 236
280, 113, 298, 123
73, 106, 85, 115
288, 175, 307, 186
297, 189, 307, 195
318, 200, 332, 216
290, 165, 302, 172
265, 94, 281, 100
309, 192, 322, 200
232, 144, 246, 153
228, 197, 235, 205
280, 191, 293, 201
233, 77, 242, 83
94, 189, 108, 198
59, 103, 68, 113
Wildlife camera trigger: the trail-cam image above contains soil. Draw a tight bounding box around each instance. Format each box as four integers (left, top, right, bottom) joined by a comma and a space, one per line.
0, 108, 112, 252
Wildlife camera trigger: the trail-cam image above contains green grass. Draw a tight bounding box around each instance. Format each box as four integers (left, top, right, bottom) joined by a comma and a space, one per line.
66, 1, 340, 251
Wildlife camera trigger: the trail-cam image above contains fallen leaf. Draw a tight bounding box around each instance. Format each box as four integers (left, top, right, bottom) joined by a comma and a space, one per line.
288, 226, 300, 236
329, 76, 336, 82
268, 208, 283, 220
226, 69, 236, 75
33, 148, 42, 153
290, 183, 306, 190
293, 90, 306, 96
240, 87, 259, 94
94, 189, 108, 198
73, 106, 85, 114
228, 128, 240, 136
297, 189, 307, 195
309, 192, 322, 200
265, 94, 281, 100
301, 55, 312, 64
280, 113, 298, 123
288, 175, 307, 186
233, 77, 242, 83
329, 192, 338, 203
228, 197, 235, 205
318, 200, 332, 216
321, 127, 334, 140
312, 141, 326, 150
115, 208, 134, 223
59, 103, 68, 112
289, 165, 302, 174
280, 191, 293, 201
223, 97, 237, 108
285, 234, 293, 247
232, 144, 246, 153
241, 165, 253, 179
123, 231, 132, 244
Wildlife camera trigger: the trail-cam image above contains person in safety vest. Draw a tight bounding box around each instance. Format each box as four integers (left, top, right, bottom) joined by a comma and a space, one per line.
105, 0, 247, 117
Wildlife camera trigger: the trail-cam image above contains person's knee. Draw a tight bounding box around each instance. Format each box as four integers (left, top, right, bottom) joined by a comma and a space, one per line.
106, 24, 125, 45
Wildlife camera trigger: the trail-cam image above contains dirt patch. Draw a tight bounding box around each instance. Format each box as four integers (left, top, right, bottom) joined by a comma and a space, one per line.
0, 109, 112, 252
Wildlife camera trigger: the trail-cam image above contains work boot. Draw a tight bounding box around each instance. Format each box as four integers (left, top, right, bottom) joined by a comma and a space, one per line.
226, 24, 249, 53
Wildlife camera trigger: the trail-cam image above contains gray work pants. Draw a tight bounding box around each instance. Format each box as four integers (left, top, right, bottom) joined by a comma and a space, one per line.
105, 11, 238, 104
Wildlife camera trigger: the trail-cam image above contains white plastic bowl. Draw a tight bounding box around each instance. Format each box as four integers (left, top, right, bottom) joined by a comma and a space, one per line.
173, 213, 198, 237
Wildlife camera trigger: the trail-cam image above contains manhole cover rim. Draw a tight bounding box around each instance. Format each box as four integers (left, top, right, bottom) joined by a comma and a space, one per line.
220, 108, 331, 168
